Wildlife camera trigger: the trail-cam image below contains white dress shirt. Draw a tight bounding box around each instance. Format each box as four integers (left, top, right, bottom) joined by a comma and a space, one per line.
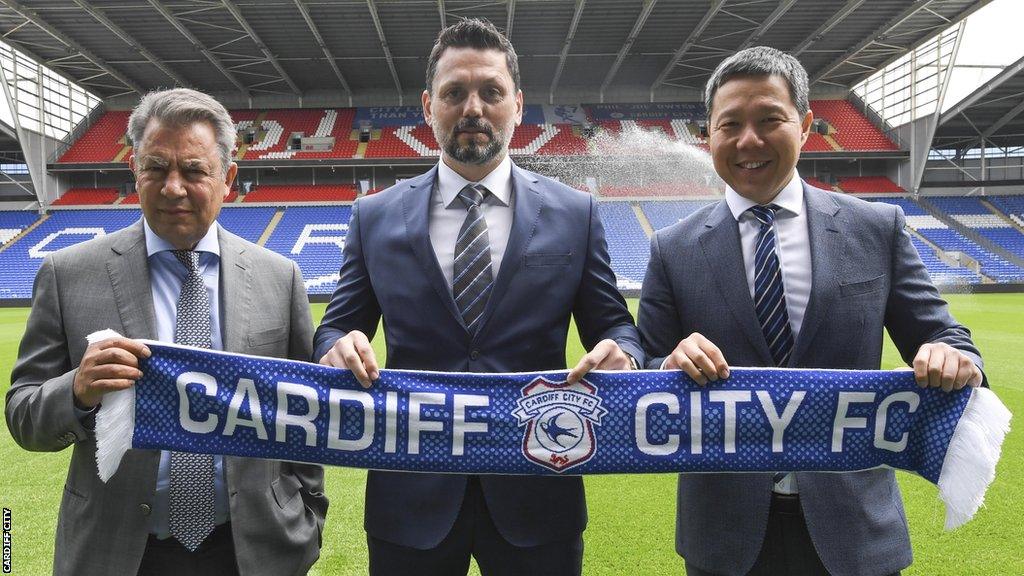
143, 220, 230, 537
430, 155, 515, 289
724, 171, 813, 494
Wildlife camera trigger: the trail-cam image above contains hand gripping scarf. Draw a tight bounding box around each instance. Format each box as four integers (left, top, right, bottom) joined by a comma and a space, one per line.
91, 331, 1010, 530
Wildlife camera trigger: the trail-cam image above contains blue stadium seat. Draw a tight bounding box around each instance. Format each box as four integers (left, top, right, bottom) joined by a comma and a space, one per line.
641, 200, 713, 230
596, 202, 649, 287
263, 206, 352, 295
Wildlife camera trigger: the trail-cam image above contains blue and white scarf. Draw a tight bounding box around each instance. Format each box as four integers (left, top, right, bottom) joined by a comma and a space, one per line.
93, 333, 1011, 530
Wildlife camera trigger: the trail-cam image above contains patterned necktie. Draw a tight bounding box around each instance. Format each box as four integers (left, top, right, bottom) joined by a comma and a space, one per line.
168, 249, 216, 552
749, 205, 794, 367
453, 183, 494, 332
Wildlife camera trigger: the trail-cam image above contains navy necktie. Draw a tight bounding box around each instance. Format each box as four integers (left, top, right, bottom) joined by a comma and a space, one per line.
453, 184, 494, 332
748, 205, 794, 367
168, 249, 216, 551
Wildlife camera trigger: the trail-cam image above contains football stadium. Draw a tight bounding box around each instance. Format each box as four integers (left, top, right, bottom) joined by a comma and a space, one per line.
0, 0, 1022, 574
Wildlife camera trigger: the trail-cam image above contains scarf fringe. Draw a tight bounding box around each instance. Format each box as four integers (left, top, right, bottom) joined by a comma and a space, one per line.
88, 329, 136, 483
938, 386, 1012, 530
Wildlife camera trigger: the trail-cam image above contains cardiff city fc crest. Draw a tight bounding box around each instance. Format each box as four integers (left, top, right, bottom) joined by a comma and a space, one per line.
512, 377, 607, 473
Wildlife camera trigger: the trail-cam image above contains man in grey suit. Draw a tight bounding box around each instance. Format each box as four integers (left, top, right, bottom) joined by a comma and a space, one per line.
6, 88, 326, 576
638, 47, 984, 576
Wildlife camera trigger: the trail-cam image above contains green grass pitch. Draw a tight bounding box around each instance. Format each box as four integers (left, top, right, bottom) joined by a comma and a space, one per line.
1, 295, 1021, 575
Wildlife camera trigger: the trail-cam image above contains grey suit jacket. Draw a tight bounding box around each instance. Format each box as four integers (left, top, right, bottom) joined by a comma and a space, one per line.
6, 220, 328, 576
638, 183, 983, 576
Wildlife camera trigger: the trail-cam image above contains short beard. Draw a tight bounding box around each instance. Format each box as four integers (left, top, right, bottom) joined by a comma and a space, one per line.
436, 117, 507, 166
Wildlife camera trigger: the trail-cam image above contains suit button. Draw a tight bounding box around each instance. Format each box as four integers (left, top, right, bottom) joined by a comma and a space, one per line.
470, 350, 480, 360
139, 504, 152, 516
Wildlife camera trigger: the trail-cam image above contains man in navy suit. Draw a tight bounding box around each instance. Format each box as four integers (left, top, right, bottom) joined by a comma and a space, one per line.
638, 47, 984, 576
314, 18, 642, 576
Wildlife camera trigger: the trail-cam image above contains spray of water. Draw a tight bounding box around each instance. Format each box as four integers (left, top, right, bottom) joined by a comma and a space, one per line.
523, 123, 723, 197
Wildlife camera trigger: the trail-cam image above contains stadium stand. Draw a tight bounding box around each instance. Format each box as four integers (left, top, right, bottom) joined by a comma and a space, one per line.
602, 182, 718, 198
51, 188, 120, 206
0, 209, 140, 299
810, 100, 899, 151
216, 206, 277, 244
242, 184, 358, 203
927, 197, 1024, 261
803, 176, 833, 191
837, 176, 905, 193
596, 202, 649, 288
57, 111, 131, 163
0, 210, 39, 247
641, 200, 713, 230
262, 205, 352, 295
988, 195, 1024, 227
55, 101, 901, 164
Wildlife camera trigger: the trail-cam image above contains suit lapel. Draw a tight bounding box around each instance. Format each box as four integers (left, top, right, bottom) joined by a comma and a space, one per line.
474, 165, 542, 340
698, 201, 774, 365
789, 184, 842, 366
106, 220, 157, 340
401, 166, 464, 325
218, 227, 251, 353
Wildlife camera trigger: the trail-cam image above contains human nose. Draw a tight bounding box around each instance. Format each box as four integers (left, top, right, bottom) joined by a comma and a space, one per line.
161, 169, 186, 198
462, 91, 483, 118
735, 123, 764, 150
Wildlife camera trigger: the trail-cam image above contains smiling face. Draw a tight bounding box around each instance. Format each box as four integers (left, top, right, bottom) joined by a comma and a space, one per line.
422, 46, 523, 181
129, 118, 237, 250
707, 74, 812, 204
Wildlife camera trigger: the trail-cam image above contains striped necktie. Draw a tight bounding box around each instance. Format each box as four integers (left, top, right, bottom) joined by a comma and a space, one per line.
453, 184, 494, 332
749, 205, 794, 367
168, 249, 216, 552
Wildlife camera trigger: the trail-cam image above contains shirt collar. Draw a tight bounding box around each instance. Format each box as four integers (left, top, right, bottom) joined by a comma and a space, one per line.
724, 169, 805, 221
143, 219, 221, 258
437, 154, 513, 208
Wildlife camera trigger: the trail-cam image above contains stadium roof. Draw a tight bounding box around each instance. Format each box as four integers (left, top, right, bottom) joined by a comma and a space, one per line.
936, 53, 1024, 150
0, 0, 988, 107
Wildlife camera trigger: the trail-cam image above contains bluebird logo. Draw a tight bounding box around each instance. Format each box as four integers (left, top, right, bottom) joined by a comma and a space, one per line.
513, 377, 606, 472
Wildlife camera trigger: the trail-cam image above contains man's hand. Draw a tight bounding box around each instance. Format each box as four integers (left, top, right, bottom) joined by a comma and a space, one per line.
663, 332, 730, 386
72, 337, 151, 409
567, 339, 633, 384
319, 330, 379, 388
912, 342, 983, 392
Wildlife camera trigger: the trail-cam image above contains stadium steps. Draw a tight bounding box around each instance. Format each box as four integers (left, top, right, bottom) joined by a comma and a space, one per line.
980, 198, 1024, 233
904, 225, 994, 283
822, 133, 842, 151
257, 209, 285, 246
631, 203, 654, 238
917, 197, 1024, 270
113, 137, 132, 162
355, 141, 368, 158
0, 213, 46, 254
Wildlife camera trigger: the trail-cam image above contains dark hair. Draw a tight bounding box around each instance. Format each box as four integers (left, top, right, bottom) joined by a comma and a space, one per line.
425, 18, 520, 94
704, 46, 810, 119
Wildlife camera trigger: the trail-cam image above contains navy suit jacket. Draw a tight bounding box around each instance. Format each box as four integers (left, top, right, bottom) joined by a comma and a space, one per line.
637, 183, 983, 576
315, 162, 642, 549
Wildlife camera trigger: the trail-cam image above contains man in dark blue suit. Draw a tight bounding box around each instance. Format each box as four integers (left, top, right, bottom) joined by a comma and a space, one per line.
314, 18, 642, 576
638, 47, 984, 576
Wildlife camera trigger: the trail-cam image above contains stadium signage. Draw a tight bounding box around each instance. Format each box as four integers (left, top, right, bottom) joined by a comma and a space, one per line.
93, 333, 1009, 530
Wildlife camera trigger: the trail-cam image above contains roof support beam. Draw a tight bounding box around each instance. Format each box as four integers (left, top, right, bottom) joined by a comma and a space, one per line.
222, 0, 300, 95
549, 0, 586, 104
792, 0, 865, 55
69, 0, 189, 88
811, 0, 936, 85
940, 51, 1024, 125
366, 0, 403, 104
737, 0, 798, 51
650, 0, 724, 97
293, 0, 352, 106
599, 0, 657, 101
2, 0, 143, 94
506, 0, 516, 38
980, 99, 1024, 140
438, 0, 446, 29
146, 0, 250, 96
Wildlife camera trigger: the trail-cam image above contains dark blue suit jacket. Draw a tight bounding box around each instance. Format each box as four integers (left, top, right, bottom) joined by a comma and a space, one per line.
637, 183, 983, 576
315, 163, 642, 549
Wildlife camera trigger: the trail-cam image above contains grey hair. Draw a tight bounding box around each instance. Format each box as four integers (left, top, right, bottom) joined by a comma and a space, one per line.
128, 87, 236, 175
704, 46, 810, 119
